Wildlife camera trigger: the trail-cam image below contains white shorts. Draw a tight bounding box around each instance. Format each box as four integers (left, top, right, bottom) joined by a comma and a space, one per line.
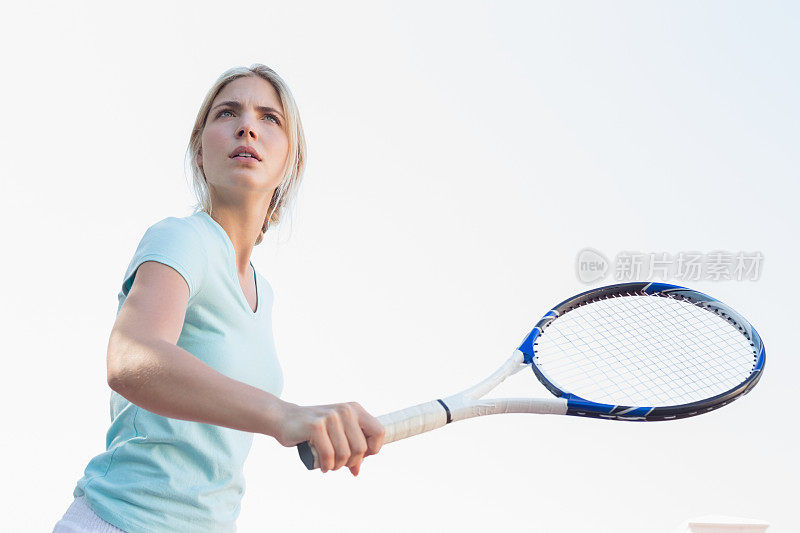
53, 495, 126, 533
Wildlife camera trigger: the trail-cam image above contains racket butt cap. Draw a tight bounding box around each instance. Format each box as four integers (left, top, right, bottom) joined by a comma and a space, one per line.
297, 441, 316, 470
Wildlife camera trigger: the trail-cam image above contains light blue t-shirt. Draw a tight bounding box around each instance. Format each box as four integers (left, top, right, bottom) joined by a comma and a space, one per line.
74, 211, 284, 532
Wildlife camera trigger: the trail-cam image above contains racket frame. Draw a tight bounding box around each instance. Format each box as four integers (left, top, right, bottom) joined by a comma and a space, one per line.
518, 282, 765, 421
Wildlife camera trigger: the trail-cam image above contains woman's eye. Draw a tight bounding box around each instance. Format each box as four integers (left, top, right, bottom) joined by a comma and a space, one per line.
216, 109, 280, 125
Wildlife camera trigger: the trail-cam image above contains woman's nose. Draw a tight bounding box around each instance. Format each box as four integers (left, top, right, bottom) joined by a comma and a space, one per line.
237, 120, 257, 139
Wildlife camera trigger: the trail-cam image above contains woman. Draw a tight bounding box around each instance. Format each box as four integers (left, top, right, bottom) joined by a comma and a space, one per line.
54, 64, 385, 532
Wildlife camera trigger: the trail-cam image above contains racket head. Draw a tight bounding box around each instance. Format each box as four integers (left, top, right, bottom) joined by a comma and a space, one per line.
517, 282, 765, 421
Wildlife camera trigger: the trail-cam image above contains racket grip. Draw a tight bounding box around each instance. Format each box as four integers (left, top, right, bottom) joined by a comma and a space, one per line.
296, 399, 448, 470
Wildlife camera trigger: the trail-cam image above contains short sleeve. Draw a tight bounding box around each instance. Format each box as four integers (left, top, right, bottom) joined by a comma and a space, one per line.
119, 217, 208, 305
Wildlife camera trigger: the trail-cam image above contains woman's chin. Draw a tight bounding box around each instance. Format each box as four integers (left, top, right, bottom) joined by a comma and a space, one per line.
211, 173, 280, 192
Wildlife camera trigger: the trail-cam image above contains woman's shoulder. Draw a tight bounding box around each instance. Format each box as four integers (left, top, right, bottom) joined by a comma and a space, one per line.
142, 212, 209, 246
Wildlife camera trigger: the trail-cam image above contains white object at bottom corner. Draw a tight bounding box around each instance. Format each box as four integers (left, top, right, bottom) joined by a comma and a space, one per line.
673, 515, 770, 533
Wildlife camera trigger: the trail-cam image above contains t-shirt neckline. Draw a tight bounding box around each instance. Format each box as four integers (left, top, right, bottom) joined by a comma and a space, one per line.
196, 211, 261, 318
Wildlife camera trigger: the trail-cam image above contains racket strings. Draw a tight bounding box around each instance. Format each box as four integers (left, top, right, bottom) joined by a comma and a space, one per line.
557, 297, 752, 405
570, 297, 751, 404
595, 299, 735, 396
540, 305, 727, 405
533, 294, 756, 407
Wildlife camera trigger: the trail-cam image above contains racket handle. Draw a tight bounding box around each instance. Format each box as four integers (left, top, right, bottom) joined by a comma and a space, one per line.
296, 399, 447, 470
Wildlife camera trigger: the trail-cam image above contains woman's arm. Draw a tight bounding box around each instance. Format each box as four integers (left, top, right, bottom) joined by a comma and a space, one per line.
107, 261, 384, 475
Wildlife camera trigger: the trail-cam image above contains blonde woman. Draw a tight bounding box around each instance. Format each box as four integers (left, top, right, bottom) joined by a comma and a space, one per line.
54, 64, 385, 532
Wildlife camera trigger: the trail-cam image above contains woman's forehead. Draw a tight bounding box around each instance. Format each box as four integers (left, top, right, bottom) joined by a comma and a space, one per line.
214, 76, 283, 110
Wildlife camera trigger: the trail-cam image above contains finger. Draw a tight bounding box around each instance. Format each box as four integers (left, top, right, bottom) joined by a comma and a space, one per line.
349, 463, 361, 477
355, 407, 386, 456
341, 404, 369, 469
311, 422, 335, 473
326, 412, 351, 471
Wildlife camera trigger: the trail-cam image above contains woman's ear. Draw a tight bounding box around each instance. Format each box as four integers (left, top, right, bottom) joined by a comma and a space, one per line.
197, 150, 203, 167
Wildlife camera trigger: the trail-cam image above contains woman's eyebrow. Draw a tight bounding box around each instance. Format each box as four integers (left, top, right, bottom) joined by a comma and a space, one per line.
211, 100, 285, 119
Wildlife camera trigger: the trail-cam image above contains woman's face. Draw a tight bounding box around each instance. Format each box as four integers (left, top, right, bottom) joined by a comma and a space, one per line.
199, 76, 289, 196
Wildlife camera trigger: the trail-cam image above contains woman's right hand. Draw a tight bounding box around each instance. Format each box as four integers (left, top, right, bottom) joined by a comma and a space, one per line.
272, 401, 386, 476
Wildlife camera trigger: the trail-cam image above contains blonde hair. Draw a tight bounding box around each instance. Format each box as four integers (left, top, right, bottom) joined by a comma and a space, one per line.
185, 64, 307, 245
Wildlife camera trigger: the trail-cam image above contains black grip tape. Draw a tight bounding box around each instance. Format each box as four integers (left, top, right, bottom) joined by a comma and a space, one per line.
437, 399, 452, 424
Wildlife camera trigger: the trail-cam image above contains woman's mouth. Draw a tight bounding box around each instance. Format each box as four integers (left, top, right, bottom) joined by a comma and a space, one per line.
231, 154, 259, 163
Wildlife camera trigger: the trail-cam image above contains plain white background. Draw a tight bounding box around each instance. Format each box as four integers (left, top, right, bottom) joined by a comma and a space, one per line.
1, 1, 797, 532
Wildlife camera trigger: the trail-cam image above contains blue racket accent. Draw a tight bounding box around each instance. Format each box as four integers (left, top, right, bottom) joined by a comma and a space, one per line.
517, 282, 765, 422
564, 396, 655, 420
518, 311, 557, 364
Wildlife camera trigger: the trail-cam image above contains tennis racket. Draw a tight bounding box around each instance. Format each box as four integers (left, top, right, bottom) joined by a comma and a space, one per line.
297, 282, 765, 470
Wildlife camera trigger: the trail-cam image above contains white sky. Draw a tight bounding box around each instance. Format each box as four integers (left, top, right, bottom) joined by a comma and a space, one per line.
1, 1, 797, 532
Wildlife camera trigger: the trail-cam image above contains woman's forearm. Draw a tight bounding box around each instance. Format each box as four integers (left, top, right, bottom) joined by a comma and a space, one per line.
106, 335, 387, 473
107, 336, 289, 437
